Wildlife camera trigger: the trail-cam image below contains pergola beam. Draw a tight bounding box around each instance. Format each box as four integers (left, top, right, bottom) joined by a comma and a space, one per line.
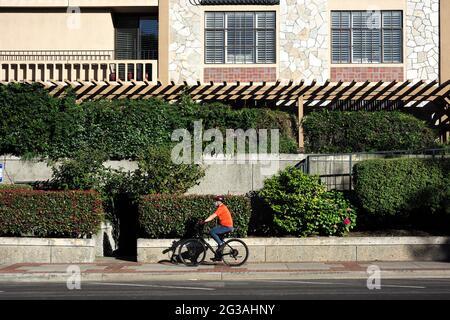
1, 80, 448, 107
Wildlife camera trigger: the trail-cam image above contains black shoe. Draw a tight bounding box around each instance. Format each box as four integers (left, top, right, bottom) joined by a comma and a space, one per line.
210, 256, 222, 262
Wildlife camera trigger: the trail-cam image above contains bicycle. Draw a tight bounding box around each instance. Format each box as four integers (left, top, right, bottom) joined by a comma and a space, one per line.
178, 222, 249, 267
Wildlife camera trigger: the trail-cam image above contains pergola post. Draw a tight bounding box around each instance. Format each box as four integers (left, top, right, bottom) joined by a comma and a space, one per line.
298, 95, 304, 153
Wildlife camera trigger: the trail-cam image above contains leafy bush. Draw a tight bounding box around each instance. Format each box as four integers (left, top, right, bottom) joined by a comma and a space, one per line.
123, 146, 205, 199
258, 167, 356, 237
353, 158, 450, 224
0, 83, 61, 157
0, 190, 104, 237
0, 84, 299, 159
303, 110, 438, 153
49, 148, 109, 191
138, 195, 251, 239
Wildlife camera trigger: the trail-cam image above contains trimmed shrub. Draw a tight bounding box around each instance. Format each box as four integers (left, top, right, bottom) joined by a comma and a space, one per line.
258, 166, 356, 237
0, 190, 104, 238
353, 158, 450, 223
0, 184, 32, 190
138, 195, 251, 239
303, 110, 438, 153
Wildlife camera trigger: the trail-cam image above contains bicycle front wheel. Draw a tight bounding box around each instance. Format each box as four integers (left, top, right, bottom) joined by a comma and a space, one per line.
221, 239, 249, 267
178, 239, 206, 266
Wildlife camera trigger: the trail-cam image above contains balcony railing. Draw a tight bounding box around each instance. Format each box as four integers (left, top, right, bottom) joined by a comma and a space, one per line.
0, 50, 158, 61
0, 50, 159, 82
0, 60, 158, 82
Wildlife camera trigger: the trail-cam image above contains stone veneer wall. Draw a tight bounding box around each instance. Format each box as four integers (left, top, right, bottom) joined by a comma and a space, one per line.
406, 0, 440, 81
169, 0, 203, 83
279, 0, 329, 82
168, 0, 439, 83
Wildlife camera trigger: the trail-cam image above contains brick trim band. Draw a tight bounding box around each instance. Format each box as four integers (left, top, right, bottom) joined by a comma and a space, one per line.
204, 67, 277, 82
331, 67, 404, 82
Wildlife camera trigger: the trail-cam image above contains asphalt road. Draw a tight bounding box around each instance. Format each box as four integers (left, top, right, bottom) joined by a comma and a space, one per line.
1, 278, 450, 300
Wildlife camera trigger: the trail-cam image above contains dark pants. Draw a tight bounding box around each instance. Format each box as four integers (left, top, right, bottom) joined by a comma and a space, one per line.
210, 225, 234, 247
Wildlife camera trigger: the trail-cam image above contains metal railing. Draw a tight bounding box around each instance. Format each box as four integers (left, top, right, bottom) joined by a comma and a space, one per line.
299, 148, 450, 191
0, 50, 158, 61
0, 60, 158, 82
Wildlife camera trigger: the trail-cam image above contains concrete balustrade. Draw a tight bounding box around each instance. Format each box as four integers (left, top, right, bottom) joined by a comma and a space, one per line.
0, 60, 158, 82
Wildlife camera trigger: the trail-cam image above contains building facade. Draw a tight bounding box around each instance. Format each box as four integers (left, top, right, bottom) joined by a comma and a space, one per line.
0, 0, 449, 84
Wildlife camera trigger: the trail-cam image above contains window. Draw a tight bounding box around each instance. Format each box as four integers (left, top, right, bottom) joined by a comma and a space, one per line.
205, 11, 276, 64
114, 14, 158, 60
332, 11, 403, 64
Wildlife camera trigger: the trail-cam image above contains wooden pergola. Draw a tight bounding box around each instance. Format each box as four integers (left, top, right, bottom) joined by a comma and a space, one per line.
1, 79, 450, 148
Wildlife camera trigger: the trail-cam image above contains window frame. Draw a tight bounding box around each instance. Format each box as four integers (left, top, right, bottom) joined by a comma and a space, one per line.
204, 11, 276, 65
331, 10, 403, 64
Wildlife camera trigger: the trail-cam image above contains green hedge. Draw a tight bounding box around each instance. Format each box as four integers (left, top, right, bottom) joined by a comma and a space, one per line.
0, 184, 32, 190
0, 83, 298, 159
0, 190, 104, 237
303, 110, 438, 153
353, 158, 450, 224
138, 195, 251, 239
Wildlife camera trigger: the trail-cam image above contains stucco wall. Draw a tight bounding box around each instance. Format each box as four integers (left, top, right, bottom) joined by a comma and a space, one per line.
0, 0, 158, 7
0, 10, 115, 51
441, 0, 450, 83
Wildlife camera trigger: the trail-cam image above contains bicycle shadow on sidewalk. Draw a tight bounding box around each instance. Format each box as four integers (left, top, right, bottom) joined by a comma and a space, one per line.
158, 239, 185, 265
158, 218, 201, 265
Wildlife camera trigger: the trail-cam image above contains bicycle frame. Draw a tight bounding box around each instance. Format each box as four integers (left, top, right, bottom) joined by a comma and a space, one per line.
191, 224, 234, 257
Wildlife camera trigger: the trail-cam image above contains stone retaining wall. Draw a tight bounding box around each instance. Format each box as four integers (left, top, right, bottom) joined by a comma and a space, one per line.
0, 238, 96, 264
137, 237, 450, 263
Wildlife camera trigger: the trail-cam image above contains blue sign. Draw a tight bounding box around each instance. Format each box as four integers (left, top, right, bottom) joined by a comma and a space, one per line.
0, 163, 3, 183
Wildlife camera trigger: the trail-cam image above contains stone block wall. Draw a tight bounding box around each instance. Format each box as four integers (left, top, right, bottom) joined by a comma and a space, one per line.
279, 0, 329, 82
406, 0, 440, 81
169, 0, 203, 83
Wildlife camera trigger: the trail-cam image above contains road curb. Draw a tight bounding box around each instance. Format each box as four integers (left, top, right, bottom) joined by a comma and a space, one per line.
2, 269, 450, 283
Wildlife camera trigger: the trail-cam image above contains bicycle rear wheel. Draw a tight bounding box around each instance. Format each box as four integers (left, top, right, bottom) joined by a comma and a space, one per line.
221, 239, 249, 267
178, 239, 206, 266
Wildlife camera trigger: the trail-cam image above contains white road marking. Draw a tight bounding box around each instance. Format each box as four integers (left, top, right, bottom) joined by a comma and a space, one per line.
267, 280, 345, 285
379, 285, 426, 289
91, 282, 215, 291
266, 280, 426, 289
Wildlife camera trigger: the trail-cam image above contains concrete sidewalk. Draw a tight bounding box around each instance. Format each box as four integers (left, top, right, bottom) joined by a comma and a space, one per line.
1, 259, 450, 282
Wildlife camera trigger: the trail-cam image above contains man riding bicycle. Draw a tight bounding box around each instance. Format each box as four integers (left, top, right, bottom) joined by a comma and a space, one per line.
199, 195, 234, 259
